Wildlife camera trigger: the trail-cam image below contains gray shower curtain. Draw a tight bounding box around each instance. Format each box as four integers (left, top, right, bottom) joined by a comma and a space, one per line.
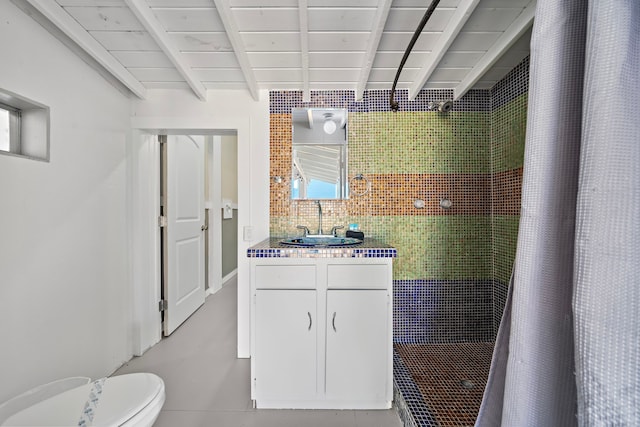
476, 1, 640, 426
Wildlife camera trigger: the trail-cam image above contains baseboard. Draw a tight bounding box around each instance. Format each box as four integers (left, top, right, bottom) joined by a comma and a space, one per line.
222, 269, 238, 285
207, 269, 238, 295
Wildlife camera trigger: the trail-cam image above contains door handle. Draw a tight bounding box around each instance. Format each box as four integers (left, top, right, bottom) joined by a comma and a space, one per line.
332, 312, 337, 332
307, 312, 312, 330
201, 224, 208, 231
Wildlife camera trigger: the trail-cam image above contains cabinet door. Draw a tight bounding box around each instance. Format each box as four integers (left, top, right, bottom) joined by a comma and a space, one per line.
325, 290, 389, 401
255, 290, 317, 402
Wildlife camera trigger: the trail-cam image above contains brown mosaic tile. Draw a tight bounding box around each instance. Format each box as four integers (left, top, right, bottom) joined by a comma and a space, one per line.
348, 173, 492, 216
270, 114, 293, 216
491, 168, 523, 215
270, 171, 493, 218
395, 342, 494, 427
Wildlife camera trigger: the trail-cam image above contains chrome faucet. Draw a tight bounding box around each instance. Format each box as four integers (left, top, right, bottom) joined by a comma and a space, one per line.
330, 225, 344, 236
296, 225, 310, 236
295, 201, 344, 237
315, 200, 323, 235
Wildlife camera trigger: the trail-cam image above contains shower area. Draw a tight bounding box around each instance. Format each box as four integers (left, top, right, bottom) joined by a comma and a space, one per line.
268, 55, 529, 427
391, 57, 528, 427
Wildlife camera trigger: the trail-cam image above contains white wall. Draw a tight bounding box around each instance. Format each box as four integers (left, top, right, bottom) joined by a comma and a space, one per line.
130, 88, 270, 358
0, 1, 133, 403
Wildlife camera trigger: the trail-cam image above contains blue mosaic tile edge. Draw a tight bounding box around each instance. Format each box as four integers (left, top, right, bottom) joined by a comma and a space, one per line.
269, 88, 491, 114
246, 238, 397, 258
393, 350, 438, 427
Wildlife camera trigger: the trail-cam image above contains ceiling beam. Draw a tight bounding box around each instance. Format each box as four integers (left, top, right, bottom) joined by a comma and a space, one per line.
124, 0, 207, 101
20, 0, 146, 99
212, 0, 259, 101
408, 0, 480, 100
298, 0, 310, 102
355, 0, 393, 101
453, 0, 536, 100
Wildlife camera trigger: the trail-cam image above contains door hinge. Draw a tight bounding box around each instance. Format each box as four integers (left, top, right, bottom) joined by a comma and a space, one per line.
158, 215, 168, 227
159, 300, 168, 312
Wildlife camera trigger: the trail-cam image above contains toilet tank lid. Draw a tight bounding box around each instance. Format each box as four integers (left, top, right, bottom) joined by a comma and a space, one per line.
2, 373, 165, 427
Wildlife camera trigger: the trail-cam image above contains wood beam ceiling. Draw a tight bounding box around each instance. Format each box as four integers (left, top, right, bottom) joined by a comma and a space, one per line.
356, 0, 393, 101
298, 0, 310, 102
212, 0, 259, 101
408, 0, 480, 100
21, 0, 147, 99
125, 0, 207, 101
454, 0, 536, 100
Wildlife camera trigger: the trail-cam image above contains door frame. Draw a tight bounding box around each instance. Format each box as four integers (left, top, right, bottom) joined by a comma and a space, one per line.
128, 124, 248, 357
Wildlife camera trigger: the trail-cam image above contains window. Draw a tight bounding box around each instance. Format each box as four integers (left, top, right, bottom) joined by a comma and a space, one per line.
0, 89, 49, 161
0, 104, 21, 153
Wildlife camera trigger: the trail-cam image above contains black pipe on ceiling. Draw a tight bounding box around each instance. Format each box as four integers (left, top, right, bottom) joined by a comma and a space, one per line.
389, 0, 441, 112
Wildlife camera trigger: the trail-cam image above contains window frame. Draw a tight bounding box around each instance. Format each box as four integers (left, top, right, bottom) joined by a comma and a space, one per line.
0, 102, 22, 154
0, 89, 49, 162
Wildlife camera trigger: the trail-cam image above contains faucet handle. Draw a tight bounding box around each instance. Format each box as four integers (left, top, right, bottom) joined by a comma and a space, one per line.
296, 225, 310, 236
330, 225, 344, 236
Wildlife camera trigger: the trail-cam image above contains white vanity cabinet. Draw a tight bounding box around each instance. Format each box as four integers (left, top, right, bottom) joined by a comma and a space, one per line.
325, 289, 389, 403
254, 289, 317, 402
250, 257, 393, 409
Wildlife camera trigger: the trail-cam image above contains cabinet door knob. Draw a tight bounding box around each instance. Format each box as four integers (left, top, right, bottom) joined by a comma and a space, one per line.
307, 312, 312, 331
332, 312, 337, 332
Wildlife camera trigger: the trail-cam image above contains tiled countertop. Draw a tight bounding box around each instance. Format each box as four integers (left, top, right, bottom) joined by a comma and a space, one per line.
247, 237, 397, 258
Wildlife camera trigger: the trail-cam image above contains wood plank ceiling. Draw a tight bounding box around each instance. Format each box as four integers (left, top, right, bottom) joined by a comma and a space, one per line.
20, 0, 536, 101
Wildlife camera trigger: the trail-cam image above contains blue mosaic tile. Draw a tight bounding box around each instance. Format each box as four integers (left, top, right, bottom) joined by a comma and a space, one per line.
492, 279, 509, 336
491, 56, 530, 109
393, 279, 494, 344
269, 90, 357, 114
269, 88, 492, 114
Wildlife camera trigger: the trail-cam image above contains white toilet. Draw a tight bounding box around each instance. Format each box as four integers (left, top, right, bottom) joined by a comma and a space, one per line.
0, 373, 165, 427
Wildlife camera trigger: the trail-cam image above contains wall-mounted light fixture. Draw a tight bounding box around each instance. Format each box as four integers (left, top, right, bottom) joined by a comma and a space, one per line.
322, 113, 337, 134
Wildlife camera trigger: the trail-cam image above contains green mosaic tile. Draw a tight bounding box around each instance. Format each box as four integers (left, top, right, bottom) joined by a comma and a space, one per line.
271, 214, 493, 281
349, 112, 491, 175
342, 216, 492, 281
492, 215, 521, 284
491, 93, 527, 172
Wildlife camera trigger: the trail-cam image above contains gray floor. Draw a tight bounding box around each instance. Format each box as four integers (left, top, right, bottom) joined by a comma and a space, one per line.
114, 276, 403, 427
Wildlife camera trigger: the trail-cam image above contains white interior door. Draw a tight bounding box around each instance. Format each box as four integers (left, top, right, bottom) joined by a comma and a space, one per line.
163, 135, 206, 336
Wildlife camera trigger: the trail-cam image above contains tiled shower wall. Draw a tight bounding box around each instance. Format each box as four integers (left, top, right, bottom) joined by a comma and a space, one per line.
269, 56, 528, 343
490, 56, 529, 332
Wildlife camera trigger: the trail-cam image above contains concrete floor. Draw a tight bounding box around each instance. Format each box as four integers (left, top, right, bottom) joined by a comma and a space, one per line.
114, 276, 403, 427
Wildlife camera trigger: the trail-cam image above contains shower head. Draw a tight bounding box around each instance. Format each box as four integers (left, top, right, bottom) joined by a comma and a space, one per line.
438, 100, 453, 113
428, 100, 454, 113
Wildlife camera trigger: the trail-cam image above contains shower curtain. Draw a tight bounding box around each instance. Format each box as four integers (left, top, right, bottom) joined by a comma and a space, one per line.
476, 1, 640, 426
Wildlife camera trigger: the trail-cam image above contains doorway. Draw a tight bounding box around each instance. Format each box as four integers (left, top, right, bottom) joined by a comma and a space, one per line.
158, 133, 239, 336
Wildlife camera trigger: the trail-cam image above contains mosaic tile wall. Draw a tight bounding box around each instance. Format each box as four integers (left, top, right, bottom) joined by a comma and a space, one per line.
269, 56, 528, 343
490, 56, 529, 332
